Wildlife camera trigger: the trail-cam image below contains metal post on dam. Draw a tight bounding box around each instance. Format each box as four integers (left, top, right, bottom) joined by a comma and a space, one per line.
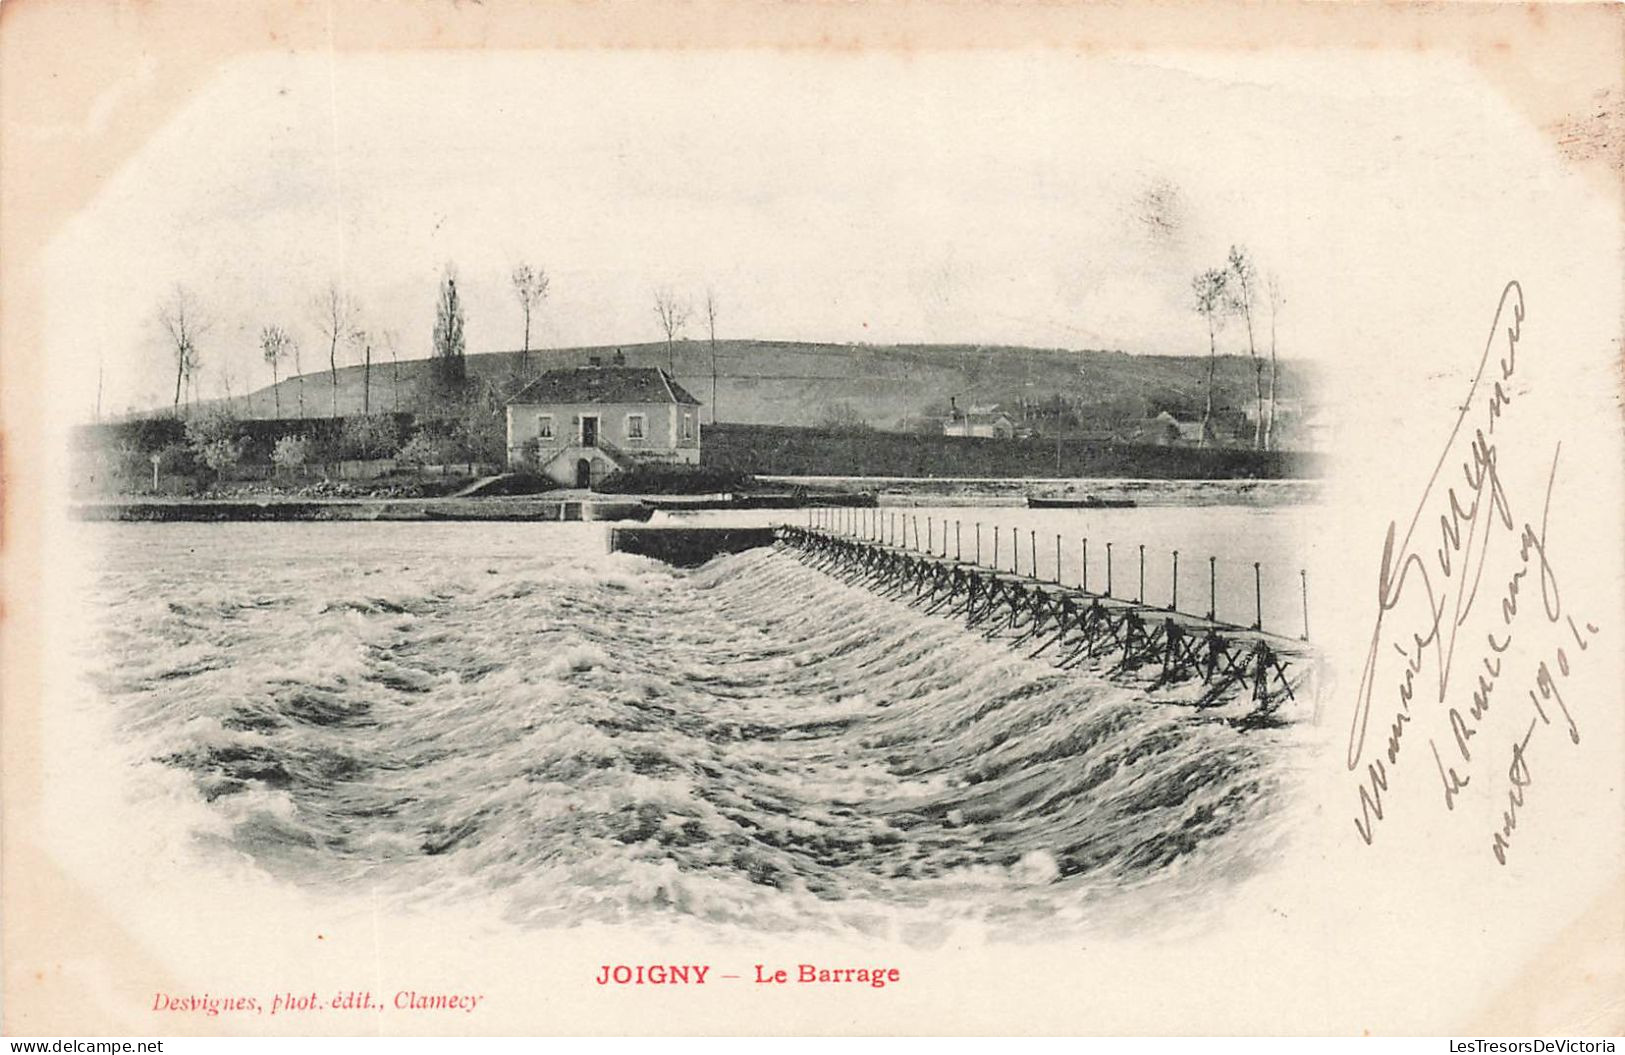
774, 518, 1315, 717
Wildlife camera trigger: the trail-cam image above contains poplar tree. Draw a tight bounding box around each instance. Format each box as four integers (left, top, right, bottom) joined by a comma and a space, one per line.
431, 264, 468, 397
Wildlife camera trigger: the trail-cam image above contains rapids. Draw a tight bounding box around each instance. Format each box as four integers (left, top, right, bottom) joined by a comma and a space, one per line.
77, 512, 1309, 939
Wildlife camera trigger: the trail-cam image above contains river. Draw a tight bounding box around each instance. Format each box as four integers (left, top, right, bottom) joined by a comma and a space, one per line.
72, 497, 1315, 940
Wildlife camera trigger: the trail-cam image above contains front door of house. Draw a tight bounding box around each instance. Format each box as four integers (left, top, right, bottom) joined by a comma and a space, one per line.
575, 458, 592, 488
581, 415, 599, 447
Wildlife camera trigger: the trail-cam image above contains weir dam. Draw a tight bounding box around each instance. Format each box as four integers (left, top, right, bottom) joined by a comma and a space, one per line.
613, 511, 1318, 718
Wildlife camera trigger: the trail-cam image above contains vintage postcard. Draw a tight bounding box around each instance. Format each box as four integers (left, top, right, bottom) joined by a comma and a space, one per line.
2, 0, 1621, 1038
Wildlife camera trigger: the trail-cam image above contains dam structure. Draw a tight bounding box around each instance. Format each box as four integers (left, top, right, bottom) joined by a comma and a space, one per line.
772, 509, 1316, 717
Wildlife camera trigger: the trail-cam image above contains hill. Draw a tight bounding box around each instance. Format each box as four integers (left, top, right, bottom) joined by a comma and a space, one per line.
205, 340, 1315, 437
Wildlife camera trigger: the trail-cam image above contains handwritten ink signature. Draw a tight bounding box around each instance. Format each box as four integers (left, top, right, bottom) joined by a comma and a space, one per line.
1346, 281, 1599, 862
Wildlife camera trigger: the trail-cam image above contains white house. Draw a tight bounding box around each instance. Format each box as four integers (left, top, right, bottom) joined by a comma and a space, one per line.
944, 401, 1015, 440
505, 361, 703, 487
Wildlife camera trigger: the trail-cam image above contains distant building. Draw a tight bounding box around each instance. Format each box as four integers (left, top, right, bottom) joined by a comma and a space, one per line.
943, 398, 1015, 440
504, 360, 703, 487
1151, 410, 1211, 446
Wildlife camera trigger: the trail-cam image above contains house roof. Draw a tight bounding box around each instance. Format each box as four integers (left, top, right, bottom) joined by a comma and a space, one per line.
506, 366, 702, 407
950, 411, 1012, 426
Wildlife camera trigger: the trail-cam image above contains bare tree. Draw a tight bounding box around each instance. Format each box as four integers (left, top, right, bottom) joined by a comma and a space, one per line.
260, 325, 292, 418
1266, 273, 1284, 451
350, 326, 374, 416
158, 286, 205, 414
511, 264, 549, 378
290, 335, 306, 419
1192, 268, 1229, 450
314, 283, 360, 416
704, 288, 719, 424
1225, 245, 1264, 449
653, 287, 691, 374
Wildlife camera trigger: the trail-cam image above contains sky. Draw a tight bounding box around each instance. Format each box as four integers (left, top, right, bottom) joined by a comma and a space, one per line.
42, 46, 1610, 419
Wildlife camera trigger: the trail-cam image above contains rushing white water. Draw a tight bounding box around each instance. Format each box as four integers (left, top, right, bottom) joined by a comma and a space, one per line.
75, 504, 1312, 940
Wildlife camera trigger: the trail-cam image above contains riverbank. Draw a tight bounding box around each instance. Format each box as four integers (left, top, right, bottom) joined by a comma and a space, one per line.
72, 475, 1319, 521
71, 495, 652, 523
758, 475, 1322, 507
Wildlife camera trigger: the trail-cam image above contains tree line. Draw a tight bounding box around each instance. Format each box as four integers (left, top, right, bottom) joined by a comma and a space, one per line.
156, 263, 491, 422
151, 249, 1289, 451
1191, 244, 1286, 450
152, 266, 729, 423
